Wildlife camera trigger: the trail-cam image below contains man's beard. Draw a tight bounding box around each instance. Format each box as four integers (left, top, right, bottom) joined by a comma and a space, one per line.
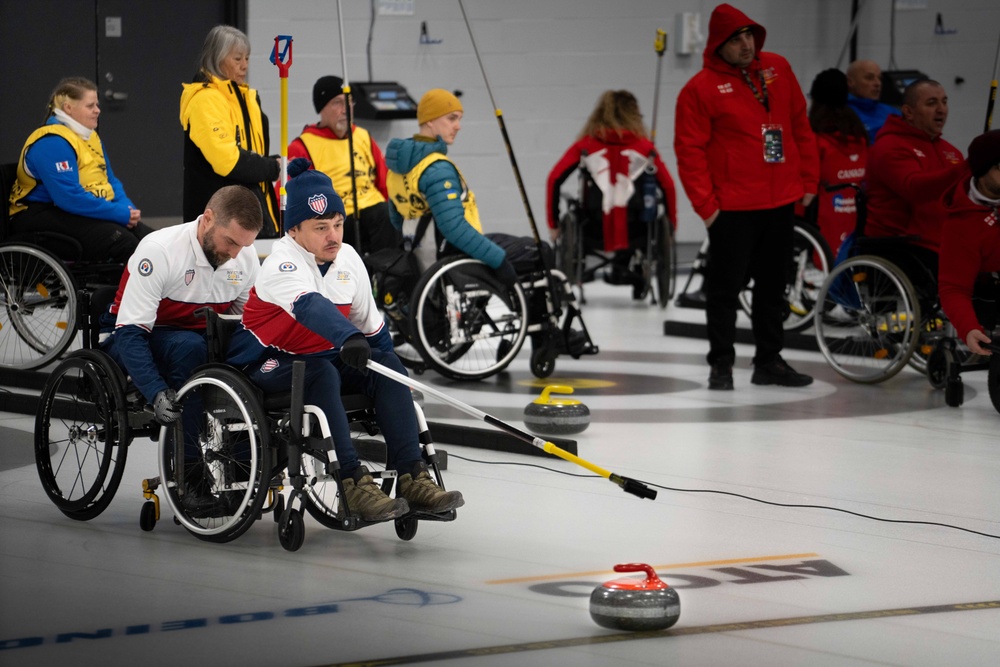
202, 236, 227, 269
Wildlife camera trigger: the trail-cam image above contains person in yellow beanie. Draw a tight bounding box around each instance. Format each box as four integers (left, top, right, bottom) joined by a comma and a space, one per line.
384, 88, 517, 286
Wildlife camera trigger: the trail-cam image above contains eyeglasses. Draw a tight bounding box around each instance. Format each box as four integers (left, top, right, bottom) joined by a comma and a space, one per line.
329, 97, 355, 108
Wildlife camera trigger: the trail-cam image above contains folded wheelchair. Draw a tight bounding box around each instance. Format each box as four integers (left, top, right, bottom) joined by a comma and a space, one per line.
368, 224, 599, 381
34, 291, 456, 551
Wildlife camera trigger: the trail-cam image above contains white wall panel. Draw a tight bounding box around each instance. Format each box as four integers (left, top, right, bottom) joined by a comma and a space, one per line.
247, 0, 999, 242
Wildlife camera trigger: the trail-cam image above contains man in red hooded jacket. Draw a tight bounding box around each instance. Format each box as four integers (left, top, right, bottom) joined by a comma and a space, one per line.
674, 3, 819, 390
938, 130, 1000, 355
865, 79, 965, 301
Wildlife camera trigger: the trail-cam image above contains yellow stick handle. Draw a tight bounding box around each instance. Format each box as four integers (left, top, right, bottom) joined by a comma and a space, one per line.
542, 441, 612, 479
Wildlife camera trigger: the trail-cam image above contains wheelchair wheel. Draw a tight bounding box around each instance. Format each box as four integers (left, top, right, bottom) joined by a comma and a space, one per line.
988, 355, 1000, 414
410, 256, 529, 381
738, 222, 833, 333
646, 216, 676, 308
34, 350, 130, 520
0, 243, 78, 370
814, 256, 921, 383
159, 366, 271, 542
926, 339, 953, 390
556, 208, 584, 286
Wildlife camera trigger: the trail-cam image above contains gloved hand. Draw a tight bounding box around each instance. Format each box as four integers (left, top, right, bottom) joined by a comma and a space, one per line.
153, 389, 180, 424
494, 259, 518, 289
339, 334, 371, 374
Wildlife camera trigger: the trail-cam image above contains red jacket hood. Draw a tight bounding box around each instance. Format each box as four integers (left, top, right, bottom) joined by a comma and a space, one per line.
704, 4, 767, 69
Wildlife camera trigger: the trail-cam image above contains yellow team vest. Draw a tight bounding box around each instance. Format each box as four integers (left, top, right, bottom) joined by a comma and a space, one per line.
387, 152, 482, 231
299, 127, 384, 217
9, 124, 114, 216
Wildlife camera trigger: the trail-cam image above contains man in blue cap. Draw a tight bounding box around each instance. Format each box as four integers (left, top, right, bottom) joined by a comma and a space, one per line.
228, 160, 464, 521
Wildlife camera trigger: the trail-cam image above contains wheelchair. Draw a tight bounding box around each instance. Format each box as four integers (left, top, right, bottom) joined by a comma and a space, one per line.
1, 162, 125, 370
673, 217, 833, 333
554, 161, 676, 308
34, 293, 456, 551
813, 185, 964, 383
371, 226, 599, 381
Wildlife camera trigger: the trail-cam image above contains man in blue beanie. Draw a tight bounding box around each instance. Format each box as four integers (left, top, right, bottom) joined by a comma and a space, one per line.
228, 160, 464, 521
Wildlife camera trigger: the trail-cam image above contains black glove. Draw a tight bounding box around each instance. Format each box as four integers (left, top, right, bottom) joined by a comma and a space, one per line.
494, 259, 518, 289
339, 334, 371, 374
153, 389, 180, 424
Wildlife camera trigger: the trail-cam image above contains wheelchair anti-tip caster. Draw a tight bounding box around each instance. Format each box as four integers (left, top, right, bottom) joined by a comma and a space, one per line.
945, 375, 964, 408
395, 516, 418, 541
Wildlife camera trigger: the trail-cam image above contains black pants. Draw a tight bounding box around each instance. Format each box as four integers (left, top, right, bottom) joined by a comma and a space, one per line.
342, 202, 401, 255
11, 202, 153, 263
705, 205, 793, 367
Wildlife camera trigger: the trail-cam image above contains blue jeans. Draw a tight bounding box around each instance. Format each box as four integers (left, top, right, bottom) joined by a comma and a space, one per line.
245, 349, 421, 475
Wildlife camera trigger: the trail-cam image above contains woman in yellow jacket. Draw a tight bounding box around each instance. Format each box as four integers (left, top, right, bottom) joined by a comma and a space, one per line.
180, 25, 280, 237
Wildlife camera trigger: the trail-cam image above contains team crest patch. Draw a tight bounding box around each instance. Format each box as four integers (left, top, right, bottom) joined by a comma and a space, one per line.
260, 358, 279, 373
279, 261, 297, 272
308, 193, 328, 215
184, 269, 195, 285
55, 161, 71, 172
137, 258, 153, 276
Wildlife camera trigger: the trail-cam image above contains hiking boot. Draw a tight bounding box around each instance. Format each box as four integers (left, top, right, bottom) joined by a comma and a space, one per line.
398, 462, 465, 512
751, 357, 813, 387
708, 363, 734, 390
341, 466, 409, 521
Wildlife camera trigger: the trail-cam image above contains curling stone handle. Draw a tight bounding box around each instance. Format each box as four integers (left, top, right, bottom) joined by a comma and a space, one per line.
538, 385, 574, 403
613, 563, 663, 585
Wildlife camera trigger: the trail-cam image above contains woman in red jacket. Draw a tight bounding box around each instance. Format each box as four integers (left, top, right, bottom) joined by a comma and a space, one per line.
547, 90, 676, 293
806, 68, 868, 258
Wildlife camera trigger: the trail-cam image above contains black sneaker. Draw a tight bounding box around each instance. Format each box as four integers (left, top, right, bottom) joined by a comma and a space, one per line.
708, 363, 734, 390
751, 358, 813, 387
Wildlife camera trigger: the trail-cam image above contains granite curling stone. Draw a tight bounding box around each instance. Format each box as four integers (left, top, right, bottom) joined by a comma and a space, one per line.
589, 563, 681, 631
523, 385, 590, 436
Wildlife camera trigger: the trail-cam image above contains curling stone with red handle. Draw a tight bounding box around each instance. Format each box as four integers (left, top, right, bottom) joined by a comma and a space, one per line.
589, 563, 680, 631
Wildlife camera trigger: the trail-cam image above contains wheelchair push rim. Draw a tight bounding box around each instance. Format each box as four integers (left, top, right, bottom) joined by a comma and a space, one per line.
158, 369, 271, 541
0, 243, 79, 370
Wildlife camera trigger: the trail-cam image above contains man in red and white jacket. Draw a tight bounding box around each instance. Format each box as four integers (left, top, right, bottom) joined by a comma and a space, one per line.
865, 79, 965, 299
228, 161, 464, 523
674, 3, 818, 390
938, 130, 1000, 355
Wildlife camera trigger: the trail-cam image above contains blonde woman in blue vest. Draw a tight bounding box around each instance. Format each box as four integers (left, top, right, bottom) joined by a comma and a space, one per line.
384, 89, 518, 288
287, 75, 401, 254
8, 77, 152, 263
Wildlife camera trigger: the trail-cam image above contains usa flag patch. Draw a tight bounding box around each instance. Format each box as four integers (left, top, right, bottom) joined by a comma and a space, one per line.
55, 161, 71, 172
308, 193, 328, 215
260, 358, 279, 373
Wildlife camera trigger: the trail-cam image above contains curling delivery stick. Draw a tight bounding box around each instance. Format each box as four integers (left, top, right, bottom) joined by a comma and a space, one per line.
366, 360, 657, 500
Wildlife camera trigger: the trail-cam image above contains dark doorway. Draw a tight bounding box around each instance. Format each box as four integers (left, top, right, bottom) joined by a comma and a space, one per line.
0, 0, 244, 218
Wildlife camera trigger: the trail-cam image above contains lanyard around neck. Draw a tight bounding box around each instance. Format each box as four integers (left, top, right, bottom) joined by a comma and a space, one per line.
740, 67, 769, 112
